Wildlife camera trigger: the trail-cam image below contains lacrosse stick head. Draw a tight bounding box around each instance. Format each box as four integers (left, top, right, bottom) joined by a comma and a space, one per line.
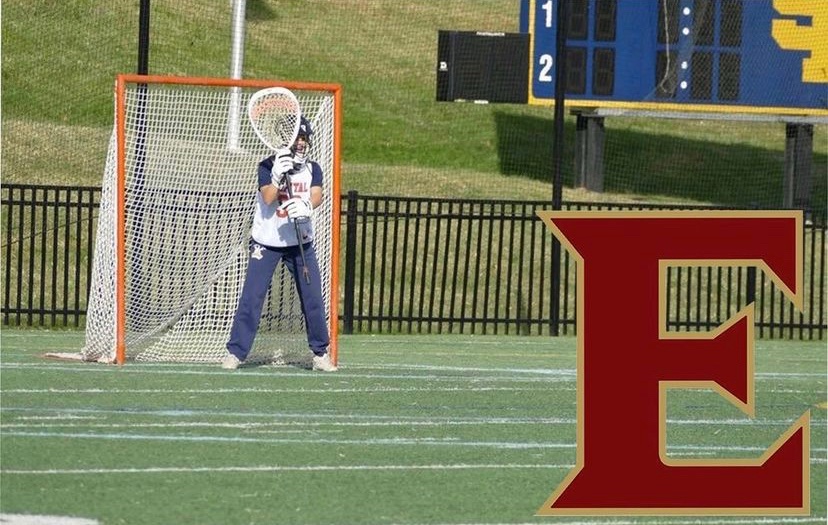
247, 87, 302, 151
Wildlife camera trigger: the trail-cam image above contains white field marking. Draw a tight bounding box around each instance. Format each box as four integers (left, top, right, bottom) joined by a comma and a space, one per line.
666, 418, 828, 426
0, 377, 814, 394
1, 329, 820, 352
4, 420, 824, 460
346, 337, 559, 347
349, 335, 823, 353
663, 451, 827, 463
0, 420, 576, 429
0, 386, 555, 394
410, 519, 827, 525
3, 362, 824, 385
667, 443, 828, 454
1, 462, 572, 475
0, 330, 86, 338
3, 417, 825, 429
0, 495, 822, 525
0, 423, 325, 435
353, 362, 827, 379
0, 431, 574, 449
11, 356, 828, 381
358, 352, 575, 359
3, 431, 826, 457
770, 388, 828, 394
348, 362, 578, 376
5, 385, 825, 395
0, 416, 577, 427
0, 406, 572, 422
12, 414, 103, 421
0, 515, 99, 525
754, 371, 828, 378
3, 407, 825, 430
0, 363, 577, 382
0, 360, 569, 376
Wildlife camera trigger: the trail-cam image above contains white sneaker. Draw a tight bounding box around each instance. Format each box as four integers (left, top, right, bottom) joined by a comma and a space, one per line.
222, 353, 241, 370
312, 353, 337, 372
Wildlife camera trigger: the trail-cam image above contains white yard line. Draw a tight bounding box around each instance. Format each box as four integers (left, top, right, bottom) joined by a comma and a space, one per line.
0, 420, 576, 428
0, 406, 570, 421
2, 430, 826, 458
0, 386, 554, 394
3, 407, 824, 427
3, 360, 825, 378
413, 520, 825, 525
4, 386, 824, 396
0, 430, 577, 448
0, 514, 823, 525
0, 515, 98, 525
0, 363, 576, 382
2, 417, 824, 428
1, 462, 571, 475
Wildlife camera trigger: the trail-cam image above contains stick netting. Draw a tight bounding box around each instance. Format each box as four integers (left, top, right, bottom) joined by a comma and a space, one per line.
83, 79, 337, 364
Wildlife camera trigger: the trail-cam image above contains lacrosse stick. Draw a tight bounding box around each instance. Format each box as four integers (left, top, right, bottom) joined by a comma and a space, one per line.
247, 87, 311, 283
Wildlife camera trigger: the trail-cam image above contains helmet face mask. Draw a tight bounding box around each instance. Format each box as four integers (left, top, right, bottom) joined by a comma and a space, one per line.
292, 116, 313, 164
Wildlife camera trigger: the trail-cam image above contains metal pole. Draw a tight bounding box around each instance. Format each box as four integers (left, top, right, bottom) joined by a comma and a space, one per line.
343, 191, 359, 334
227, 0, 247, 149
550, 0, 568, 336
137, 0, 150, 74
126, 0, 151, 362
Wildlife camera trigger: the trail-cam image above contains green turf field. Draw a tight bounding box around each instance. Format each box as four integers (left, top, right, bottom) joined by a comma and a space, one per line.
0, 330, 825, 525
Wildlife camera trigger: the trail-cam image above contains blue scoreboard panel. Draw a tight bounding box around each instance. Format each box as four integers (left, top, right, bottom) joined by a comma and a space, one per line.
519, 0, 827, 118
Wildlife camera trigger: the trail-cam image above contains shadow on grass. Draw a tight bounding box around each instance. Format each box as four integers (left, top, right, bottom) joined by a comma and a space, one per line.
246, 0, 277, 21
493, 111, 827, 216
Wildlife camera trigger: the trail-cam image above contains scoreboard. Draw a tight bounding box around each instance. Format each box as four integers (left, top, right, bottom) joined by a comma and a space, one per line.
519, 0, 828, 118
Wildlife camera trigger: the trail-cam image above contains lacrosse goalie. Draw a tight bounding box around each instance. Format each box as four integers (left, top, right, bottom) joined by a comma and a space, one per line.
223, 116, 336, 372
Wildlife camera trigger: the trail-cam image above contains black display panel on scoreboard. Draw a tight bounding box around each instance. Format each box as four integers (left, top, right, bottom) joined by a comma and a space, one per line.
436, 30, 529, 103
519, 0, 828, 117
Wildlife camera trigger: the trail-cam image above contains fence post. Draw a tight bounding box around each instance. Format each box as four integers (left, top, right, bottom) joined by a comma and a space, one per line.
783, 123, 813, 210
342, 190, 359, 334
549, 0, 569, 337
746, 266, 756, 309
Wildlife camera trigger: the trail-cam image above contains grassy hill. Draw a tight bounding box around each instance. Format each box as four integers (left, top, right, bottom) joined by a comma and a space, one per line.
2, 0, 825, 211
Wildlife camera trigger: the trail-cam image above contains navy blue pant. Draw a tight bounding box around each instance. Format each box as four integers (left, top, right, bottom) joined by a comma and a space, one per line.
227, 241, 329, 360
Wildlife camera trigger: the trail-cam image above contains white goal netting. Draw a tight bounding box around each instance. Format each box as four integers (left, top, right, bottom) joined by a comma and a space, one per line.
81, 77, 339, 364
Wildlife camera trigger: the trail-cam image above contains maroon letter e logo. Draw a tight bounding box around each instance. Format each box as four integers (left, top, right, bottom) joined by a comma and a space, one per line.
536, 211, 810, 516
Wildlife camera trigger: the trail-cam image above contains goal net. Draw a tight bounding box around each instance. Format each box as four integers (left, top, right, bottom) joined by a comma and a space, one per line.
81, 75, 341, 365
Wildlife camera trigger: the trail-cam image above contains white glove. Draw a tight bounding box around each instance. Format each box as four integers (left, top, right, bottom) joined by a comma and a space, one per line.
279, 197, 313, 220
270, 148, 294, 188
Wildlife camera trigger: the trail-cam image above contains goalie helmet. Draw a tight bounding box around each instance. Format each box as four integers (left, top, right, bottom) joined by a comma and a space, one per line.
293, 116, 313, 164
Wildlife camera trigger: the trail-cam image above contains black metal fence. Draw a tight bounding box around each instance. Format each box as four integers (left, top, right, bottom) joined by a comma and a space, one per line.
3, 184, 826, 339
2, 185, 99, 327
341, 192, 826, 340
